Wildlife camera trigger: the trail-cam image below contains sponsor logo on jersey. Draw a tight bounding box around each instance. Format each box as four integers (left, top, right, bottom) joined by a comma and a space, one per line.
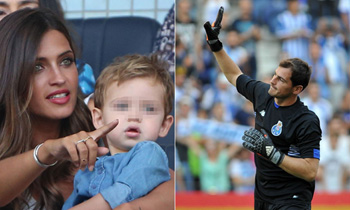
271, 120, 283, 136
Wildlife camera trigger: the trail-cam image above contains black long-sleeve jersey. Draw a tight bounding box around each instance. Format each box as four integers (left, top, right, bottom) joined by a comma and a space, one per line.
237, 75, 322, 205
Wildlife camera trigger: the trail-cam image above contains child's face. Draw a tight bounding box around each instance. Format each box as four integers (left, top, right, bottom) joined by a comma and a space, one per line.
93, 77, 173, 154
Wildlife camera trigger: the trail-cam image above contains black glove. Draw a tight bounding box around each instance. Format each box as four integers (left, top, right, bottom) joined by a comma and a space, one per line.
203, 6, 224, 52
242, 128, 285, 165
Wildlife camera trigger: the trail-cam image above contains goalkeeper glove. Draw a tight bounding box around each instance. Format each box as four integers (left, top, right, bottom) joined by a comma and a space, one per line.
203, 6, 224, 52
242, 128, 285, 165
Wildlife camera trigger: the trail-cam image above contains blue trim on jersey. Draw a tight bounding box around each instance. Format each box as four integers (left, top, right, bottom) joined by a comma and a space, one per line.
313, 149, 320, 159
274, 101, 279, 108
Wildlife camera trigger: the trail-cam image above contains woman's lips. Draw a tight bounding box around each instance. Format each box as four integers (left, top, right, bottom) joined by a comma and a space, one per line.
47, 89, 70, 104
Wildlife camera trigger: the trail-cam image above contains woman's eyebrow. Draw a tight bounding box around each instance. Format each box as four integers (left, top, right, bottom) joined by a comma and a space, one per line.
19, 0, 39, 6
0, 2, 9, 7
36, 50, 74, 61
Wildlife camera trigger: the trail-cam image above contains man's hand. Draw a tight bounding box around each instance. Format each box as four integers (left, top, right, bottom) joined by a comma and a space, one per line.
203, 6, 224, 52
242, 128, 285, 165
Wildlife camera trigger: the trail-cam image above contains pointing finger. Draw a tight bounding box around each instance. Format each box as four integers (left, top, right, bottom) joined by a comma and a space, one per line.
88, 119, 119, 142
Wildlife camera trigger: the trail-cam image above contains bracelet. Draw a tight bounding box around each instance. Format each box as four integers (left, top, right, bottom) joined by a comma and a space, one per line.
33, 143, 58, 168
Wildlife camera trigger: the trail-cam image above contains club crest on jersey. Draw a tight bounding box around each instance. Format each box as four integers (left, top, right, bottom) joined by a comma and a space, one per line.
271, 120, 283, 136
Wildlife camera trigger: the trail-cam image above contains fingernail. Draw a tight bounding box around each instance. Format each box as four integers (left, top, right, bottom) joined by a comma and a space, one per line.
89, 165, 94, 171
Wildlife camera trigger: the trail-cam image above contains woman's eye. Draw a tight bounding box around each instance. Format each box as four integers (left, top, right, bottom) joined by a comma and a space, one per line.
35, 64, 44, 72
61, 58, 74, 66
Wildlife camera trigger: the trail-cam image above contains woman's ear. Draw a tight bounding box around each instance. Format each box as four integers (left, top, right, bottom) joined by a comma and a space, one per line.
158, 115, 174, 137
92, 107, 104, 129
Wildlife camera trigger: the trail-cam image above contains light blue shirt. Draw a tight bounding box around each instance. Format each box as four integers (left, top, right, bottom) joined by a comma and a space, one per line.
62, 141, 170, 209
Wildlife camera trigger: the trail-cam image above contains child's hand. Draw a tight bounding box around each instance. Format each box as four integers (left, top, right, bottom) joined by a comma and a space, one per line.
41, 119, 119, 171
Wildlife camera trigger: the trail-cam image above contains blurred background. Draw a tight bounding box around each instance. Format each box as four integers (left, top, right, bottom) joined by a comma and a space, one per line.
175, 0, 350, 209
60, 0, 173, 22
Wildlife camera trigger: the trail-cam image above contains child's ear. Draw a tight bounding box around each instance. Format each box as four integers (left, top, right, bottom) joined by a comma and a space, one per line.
158, 115, 174, 137
92, 107, 104, 129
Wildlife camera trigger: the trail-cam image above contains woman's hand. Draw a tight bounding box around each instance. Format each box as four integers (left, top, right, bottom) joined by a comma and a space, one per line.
40, 119, 118, 171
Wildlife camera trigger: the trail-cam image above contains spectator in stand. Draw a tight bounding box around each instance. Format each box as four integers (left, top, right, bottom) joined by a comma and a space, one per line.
230, 0, 261, 79
307, 0, 340, 30
314, 17, 348, 109
203, 0, 231, 27
338, 0, 350, 41
224, 28, 249, 73
340, 90, 350, 135
302, 81, 333, 136
188, 102, 241, 193
200, 73, 243, 123
229, 147, 255, 194
308, 41, 331, 99
176, 96, 197, 191
317, 115, 350, 193
275, 0, 313, 63
251, 0, 287, 33
176, 0, 200, 77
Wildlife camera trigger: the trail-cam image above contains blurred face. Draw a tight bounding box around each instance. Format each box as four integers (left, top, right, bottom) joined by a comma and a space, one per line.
288, 0, 299, 14
309, 42, 321, 60
0, 0, 38, 21
93, 77, 173, 154
226, 31, 240, 48
28, 30, 78, 121
307, 83, 320, 101
268, 66, 294, 99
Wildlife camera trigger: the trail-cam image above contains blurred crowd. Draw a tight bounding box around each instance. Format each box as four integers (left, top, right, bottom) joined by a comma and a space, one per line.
175, 0, 350, 194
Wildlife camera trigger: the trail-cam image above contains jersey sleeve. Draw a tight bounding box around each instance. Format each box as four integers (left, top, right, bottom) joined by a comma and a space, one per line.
236, 74, 270, 106
296, 115, 322, 159
100, 141, 171, 208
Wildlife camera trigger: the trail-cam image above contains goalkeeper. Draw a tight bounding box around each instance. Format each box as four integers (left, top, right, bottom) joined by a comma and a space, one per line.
204, 7, 322, 210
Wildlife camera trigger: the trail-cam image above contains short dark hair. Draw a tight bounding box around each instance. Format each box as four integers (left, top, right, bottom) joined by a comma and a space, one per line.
279, 58, 311, 92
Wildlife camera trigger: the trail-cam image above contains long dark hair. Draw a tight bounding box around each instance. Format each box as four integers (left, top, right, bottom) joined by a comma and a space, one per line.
0, 8, 94, 210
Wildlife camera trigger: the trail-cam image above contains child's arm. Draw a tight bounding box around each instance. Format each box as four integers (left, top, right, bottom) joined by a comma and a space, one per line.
68, 194, 111, 210
68, 170, 174, 210
114, 169, 174, 210
68, 141, 172, 209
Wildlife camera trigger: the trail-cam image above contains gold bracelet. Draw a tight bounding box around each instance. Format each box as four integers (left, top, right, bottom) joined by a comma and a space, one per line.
33, 143, 58, 168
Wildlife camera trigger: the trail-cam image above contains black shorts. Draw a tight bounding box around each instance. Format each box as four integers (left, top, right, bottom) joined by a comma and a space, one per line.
255, 199, 311, 210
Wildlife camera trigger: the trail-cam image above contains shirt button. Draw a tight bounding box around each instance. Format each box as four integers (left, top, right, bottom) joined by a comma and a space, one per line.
92, 184, 96, 189
97, 169, 103, 174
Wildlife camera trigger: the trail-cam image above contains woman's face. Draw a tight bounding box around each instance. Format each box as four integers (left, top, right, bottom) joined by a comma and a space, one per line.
28, 30, 78, 121
0, 0, 39, 21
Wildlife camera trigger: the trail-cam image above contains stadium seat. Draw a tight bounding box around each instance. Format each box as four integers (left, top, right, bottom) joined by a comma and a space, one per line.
68, 16, 161, 78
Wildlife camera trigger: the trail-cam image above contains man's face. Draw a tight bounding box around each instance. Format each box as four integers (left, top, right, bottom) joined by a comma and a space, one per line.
268, 66, 295, 99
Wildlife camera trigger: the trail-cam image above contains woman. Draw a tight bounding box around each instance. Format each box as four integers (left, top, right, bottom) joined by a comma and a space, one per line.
0, 9, 174, 210
0, 0, 96, 96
